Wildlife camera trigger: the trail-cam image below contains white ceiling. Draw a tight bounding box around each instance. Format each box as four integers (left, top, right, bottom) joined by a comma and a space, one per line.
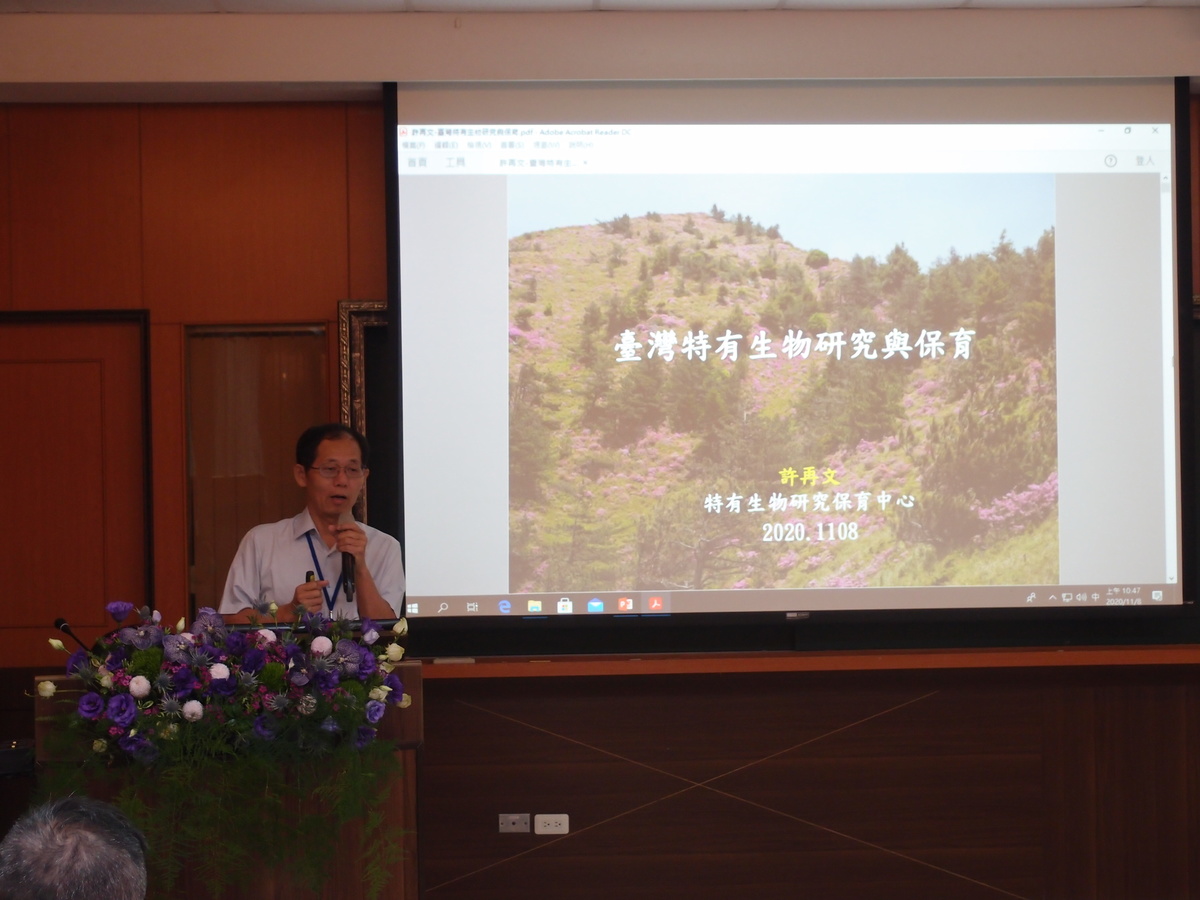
1, 0, 1197, 13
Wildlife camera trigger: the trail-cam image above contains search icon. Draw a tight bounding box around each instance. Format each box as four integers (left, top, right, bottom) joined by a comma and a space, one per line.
437, 602, 449, 613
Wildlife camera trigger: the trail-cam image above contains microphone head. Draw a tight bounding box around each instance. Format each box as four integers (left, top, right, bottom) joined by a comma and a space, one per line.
54, 618, 69, 632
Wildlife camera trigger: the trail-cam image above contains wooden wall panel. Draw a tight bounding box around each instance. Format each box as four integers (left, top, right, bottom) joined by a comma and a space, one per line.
150, 321, 189, 628
8, 106, 143, 311
0, 316, 147, 667
0, 108, 10, 311
140, 104, 351, 324
418, 666, 1200, 900
346, 103, 387, 302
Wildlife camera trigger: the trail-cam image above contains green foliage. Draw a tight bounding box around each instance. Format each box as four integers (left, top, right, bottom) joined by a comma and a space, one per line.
806, 248, 830, 269
601, 213, 632, 236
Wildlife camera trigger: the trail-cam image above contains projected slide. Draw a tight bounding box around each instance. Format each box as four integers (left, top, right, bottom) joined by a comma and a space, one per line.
506, 174, 1058, 594
397, 119, 1179, 617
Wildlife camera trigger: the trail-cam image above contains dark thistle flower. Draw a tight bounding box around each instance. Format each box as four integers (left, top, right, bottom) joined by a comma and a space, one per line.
160, 697, 183, 715
65, 648, 90, 676
105, 694, 138, 730
185, 644, 215, 667
249, 594, 274, 616
105, 601, 135, 624
154, 672, 175, 692
365, 699, 386, 725
300, 611, 331, 636
265, 693, 291, 713
355, 727, 376, 749
77, 692, 105, 720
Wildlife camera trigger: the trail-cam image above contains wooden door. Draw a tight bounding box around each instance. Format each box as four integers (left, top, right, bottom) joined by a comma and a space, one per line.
0, 312, 149, 667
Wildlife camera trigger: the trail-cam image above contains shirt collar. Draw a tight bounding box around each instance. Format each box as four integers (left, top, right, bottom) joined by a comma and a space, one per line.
291, 508, 320, 542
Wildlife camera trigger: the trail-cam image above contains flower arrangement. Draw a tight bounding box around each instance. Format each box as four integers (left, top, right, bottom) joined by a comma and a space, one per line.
42, 602, 412, 899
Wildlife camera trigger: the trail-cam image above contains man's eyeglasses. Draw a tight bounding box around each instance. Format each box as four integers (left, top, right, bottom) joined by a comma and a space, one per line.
308, 464, 366, 480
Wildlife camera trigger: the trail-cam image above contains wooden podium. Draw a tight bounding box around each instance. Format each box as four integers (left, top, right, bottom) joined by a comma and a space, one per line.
33, 660, 423, 900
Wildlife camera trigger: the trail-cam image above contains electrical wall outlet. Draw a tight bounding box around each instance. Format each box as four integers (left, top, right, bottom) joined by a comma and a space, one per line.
498, 813, 530, 833
534, 814, 569, 834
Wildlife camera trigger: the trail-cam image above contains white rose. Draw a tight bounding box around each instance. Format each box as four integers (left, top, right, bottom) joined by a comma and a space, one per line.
310, 636, 333, 657
256, 628, 277, 645
47, 638, 66, 652
385, 643, 405, 662
268, 602, 279, 616
98, 671, 113, 690
175, 617, 187, 633
392, 618, 409, 637
36, 681, 56, 699
377, 661, 395, 674
92, 739, 108, 754
128, 676, 151, 699
208, 663, 231, 681
369, 686, 391, 702
182, 700, 204, 722
398, 693, 413, 709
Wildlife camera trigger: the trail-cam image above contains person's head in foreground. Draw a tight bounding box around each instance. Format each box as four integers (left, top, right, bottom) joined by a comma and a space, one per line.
0, 796, 147, 900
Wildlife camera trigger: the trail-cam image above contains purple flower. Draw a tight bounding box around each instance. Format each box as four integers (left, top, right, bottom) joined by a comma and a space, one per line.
365, 700, 385, 725
172, 668, 198, 696
118, 733, 158, 764
65, 648, 89, 676
355, 727, 376, 749
223, 631, 248, 656
105, 694, 138, 730
241, 647, 266, 674
191, 608, 227, 646
253, 715, 276, 741
320, 717, 340, 734
77, 692, 105, 720
210, 676, 239, 697
314, 668, 340, 691
105, 601, 135, 624
331, 640, 361, 676
163, 634, 192, 664
383, 673, 404, 700
357, 647, 377, 680
119, 622, 163, 650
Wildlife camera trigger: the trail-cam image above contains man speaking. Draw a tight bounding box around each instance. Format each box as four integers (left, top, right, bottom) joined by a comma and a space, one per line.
220, 423, 405, 622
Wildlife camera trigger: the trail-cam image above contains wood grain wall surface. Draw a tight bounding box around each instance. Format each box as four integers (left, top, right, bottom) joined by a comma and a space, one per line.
418, 665, 1200, 900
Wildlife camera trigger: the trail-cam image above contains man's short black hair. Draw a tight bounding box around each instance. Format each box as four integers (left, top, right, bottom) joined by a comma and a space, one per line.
295, 423, 370, 470
0, 796, 148, 900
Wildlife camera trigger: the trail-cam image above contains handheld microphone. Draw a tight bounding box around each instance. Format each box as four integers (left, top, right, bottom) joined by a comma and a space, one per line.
338, 511, 356, 603
53, 618, 91, 652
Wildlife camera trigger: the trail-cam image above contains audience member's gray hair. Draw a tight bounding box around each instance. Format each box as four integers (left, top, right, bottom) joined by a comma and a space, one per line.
0, 796, 147, 900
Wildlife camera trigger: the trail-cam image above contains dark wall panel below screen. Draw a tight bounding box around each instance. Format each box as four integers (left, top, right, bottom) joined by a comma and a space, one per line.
418, 666, 1200, 900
